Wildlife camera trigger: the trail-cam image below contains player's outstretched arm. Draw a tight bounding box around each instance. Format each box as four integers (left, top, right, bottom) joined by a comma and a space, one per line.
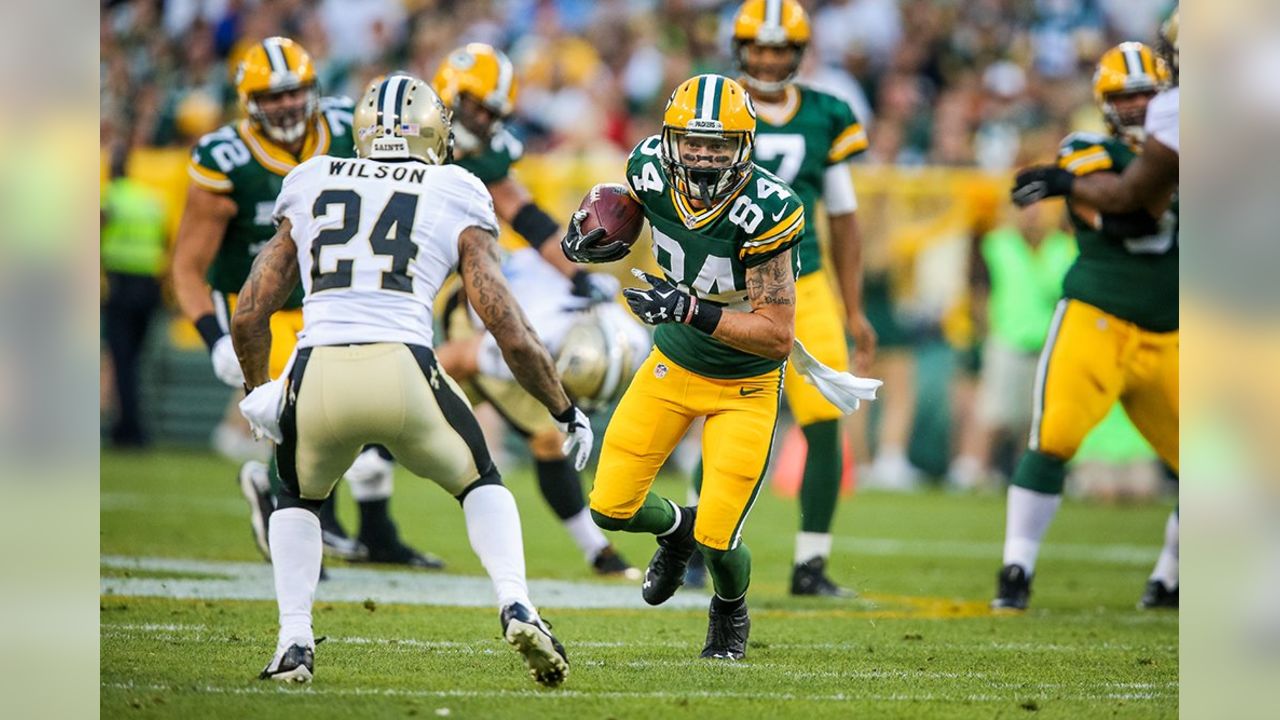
458, 225, 573, 416
230, 219, 299, 389
171, 185, 236, 324
719, 249, 797, 361
487, 176, 578, 278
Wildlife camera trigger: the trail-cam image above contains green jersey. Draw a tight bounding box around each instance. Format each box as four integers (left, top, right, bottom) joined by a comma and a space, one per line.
188, 96, 356, 308
625, 135, 805, 379
1057, 132, 1178, 332
452, 128, 524, 184
752, 84, 868, 277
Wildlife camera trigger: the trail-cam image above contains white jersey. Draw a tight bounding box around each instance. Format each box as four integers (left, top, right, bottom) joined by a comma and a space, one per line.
1144, 87, 1179, 155
273, 156, 499, 348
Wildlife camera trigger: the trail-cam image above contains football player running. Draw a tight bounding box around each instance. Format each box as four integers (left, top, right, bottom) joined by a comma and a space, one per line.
1012, 9, 1179, 217
563, 74, 880, 659
431, 45, 640, 578
992, 43, 1180, 611
720, 0, 876, 597
233, 76, 587, 686
171, 37, 439, 570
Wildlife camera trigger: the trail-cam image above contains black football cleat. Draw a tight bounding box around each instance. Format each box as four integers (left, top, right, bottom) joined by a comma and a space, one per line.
790, 557, 855, 598
258, 637, 322, 683
992, 564, 1032, 610
592, 545, 641, 580
1138, 579, 1178, 609
501, 602, 569, 687
362, 540, 446, 570
701, 599, 750, 660
642, 506, 697, 606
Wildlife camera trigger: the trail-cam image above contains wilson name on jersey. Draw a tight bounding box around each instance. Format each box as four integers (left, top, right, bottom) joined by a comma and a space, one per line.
625, 135, 804, 379
273, 156, 499, 349
1057, 132, 1178, 332
752, 84, 867, 277
188, 96, 357, 306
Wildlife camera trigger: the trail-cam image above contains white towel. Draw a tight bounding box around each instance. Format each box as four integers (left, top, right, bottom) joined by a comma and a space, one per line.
788, 339, 883, 413
237, 348, 298, 444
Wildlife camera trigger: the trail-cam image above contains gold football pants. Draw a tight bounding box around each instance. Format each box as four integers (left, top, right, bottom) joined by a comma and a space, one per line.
1030, 299, 1179, 472
590, 348, 782, 551
215, 290, 303, 380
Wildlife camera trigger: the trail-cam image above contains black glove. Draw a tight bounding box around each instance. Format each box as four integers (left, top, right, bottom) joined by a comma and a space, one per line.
561, 210, 631, 264
570, 270, 622, 305
623, 269, 722, 333
1011, 165, 1075, 207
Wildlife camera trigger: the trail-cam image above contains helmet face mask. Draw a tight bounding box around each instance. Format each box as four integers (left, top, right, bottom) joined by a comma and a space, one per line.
247, 84, 319, 145
1092, 42, 1170, 146
1101, 90, 1157, 145
451, 93, 505, 153
736, 40, 804, 94
660, 74, 757, 207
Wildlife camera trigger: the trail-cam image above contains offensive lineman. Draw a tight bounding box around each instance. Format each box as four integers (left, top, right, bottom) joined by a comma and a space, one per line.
992, 43, 1179, 610
171, 37, 437, 569
232, 76, 589, 685
564, 74, 879, 659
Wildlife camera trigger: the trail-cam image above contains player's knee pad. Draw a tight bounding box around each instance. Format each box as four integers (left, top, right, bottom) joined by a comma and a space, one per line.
454, 466, 504, 505
590, 508, 631, 532
345, 447, 394, 501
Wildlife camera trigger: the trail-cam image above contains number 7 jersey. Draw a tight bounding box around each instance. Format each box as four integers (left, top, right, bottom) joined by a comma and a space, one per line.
272, 156, 499, 349
625, 135, 805, 379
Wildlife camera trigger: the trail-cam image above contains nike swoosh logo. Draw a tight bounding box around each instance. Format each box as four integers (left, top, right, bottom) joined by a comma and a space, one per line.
739, 387, 764, 396
772, 204, 789, 221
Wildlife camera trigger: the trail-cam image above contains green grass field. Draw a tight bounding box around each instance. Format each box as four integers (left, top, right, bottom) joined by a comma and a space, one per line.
101, 449, 1177, 719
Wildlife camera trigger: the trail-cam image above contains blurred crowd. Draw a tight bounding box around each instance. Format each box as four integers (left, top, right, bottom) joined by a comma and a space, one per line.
100, 0, 1177, 500
102, 0, 1171, 167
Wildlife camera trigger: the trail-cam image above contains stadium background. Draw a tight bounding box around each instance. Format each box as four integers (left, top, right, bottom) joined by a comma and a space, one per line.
100, 0, 1175, 489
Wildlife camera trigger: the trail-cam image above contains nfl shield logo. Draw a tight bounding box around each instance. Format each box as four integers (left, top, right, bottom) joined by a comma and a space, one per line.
654, 363, 668, 379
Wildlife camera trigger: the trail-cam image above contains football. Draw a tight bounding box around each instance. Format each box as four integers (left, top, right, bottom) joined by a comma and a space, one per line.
577, 182, 645, 252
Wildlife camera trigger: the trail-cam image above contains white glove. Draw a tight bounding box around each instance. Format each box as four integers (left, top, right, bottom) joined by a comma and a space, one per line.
789, 339, 883, 413
211, 335, 246, 387
238, 379, 287, 444
554, 405, 594, 471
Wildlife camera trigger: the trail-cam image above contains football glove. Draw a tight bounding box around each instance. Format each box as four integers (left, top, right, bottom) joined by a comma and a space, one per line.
561, 210, 630, 264
211, 334, 246, 387
623, 269, 691, 325
1011, 165, 1075, 207
570, 271, 622, 305
554, 405, 594, 471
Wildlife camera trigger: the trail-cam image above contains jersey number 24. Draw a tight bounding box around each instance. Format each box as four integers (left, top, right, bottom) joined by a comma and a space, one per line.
310, 190, 419, 293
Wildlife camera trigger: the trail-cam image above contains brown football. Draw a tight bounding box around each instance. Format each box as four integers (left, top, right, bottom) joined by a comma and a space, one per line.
577, 182, 645, 252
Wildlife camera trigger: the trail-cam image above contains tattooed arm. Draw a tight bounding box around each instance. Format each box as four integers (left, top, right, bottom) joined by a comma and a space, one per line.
711, 249, 797, 361
231, 218, 300, 389
458, 225, 573, 416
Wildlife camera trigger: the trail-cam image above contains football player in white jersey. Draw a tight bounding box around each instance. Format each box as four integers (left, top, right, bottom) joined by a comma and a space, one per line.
1012, 9, 1179, 215
230, 75, 591, 687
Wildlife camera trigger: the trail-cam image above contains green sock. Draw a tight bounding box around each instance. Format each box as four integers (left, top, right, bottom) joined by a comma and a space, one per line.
701, 543, 752, 599
590, 492, 677, 535
798, 420, 842, 533
1011, 449, 1067, 495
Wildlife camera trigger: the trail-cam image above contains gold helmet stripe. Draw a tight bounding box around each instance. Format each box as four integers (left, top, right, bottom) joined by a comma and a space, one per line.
263, 38, 289, 74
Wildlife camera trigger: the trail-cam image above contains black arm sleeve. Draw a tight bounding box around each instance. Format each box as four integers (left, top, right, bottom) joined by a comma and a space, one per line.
510, 202, 561, 249
1100, 210, 1161, 238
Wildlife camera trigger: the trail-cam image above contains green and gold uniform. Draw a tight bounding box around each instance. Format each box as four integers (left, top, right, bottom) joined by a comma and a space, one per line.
753, 83, 867, 425
1017, 131, 1179, 494
187, 96, 355, 377
452, 128, 524, 184
590, 134, 805, 551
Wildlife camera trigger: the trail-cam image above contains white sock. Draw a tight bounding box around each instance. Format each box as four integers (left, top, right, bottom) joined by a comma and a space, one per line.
463, 485, 532, 610
795, 531, 833, 565
563, 507, 610, 561
1002, 485, 1062, 574
344, 448, 394, 501
1149, 510, 1179, 588
269, 507, 322, 649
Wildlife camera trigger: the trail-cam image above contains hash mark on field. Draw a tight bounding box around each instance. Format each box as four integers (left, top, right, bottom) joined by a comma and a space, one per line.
100, 681, 1173, 703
